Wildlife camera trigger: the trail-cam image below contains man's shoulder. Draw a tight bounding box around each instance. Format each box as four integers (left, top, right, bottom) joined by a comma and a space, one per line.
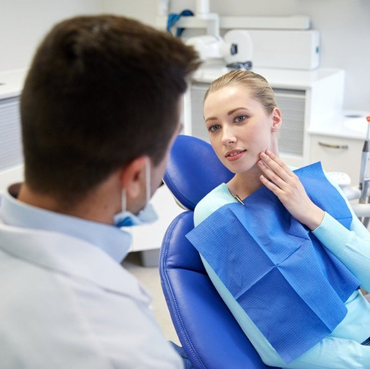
0, 231, 183, 368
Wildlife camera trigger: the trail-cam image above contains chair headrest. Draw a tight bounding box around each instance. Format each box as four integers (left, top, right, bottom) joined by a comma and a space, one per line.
164, 135, 234, 210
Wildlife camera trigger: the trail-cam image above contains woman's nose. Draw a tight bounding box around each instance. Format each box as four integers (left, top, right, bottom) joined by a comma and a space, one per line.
221, 126, 236, 145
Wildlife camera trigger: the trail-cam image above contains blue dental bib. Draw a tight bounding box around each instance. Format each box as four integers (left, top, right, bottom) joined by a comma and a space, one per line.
186, 162, 359, 364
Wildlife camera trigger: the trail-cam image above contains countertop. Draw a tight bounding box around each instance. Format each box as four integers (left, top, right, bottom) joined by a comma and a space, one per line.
0, 69, 28, 99
192, 65, 345, 90
309, 111, 370, 141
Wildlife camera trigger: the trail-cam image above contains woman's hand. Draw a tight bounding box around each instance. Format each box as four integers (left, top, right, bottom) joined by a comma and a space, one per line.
258, 150, 325, 231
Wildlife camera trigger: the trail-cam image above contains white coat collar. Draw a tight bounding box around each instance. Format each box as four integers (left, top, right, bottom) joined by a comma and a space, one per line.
0, 221, 151, 304
0, 189, 130, 262
0, 190, 151, 304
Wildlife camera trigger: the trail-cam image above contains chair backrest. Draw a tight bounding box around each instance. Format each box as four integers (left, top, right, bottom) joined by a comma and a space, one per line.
163, 135, 233, 210
160, 135, 279, 369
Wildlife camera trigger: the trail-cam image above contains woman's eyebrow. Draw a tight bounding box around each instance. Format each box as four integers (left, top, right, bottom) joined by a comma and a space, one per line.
227, 107, 248, 116
205, 116, 218, 123
205, 107, 249, 123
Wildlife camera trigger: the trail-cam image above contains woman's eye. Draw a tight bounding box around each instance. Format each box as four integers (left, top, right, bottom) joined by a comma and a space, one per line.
208, 124, 221, 132
234, 115, 247, 123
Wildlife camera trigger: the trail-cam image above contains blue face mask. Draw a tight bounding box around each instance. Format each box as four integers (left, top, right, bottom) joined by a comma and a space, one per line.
114, 160, 159, 228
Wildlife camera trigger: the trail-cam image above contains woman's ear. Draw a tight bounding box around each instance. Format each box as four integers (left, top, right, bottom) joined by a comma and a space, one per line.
120, 156, 147, 199
271, 108, 282, 132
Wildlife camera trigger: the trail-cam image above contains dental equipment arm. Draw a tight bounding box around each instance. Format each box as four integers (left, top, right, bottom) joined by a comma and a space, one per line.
358, 116, 370, 226
359, 119, 370, 191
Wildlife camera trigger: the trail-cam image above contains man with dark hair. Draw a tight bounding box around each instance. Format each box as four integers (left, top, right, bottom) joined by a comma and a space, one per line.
0, 15, 199, 368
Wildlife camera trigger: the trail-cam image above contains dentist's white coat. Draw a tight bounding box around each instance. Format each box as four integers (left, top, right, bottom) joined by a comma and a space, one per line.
0, 219, 182, 369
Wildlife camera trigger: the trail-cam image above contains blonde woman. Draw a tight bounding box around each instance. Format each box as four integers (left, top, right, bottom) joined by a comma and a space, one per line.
187, 70, 370, 368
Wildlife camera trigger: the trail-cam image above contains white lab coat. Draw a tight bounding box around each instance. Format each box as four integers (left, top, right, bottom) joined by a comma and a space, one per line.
0, 220, 183, 369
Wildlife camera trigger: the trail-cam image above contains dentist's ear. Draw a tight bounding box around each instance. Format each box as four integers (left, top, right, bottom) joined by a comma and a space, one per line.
121, 156, 148, 200
271, 108, 282, 132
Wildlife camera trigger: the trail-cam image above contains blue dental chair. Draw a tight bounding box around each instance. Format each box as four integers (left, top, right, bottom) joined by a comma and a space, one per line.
160, 135, 280, 369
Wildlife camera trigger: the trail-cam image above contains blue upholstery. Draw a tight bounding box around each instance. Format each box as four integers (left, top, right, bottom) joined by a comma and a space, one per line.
163, 135, 233, 210
160, 135, 280, 368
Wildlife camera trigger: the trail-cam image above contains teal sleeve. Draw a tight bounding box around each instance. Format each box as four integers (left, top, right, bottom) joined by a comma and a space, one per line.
313, 213, 370, 291
313, 175, 370, 291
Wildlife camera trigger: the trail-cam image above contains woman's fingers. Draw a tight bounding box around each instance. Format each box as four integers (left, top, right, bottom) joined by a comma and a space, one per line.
258, 150, 325, 230
259, 173, 284, 196
258, 160, 285, 189
259, 150, 293, 181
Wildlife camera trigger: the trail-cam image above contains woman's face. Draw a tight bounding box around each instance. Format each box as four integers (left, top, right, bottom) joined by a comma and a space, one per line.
203, 85, 281, 174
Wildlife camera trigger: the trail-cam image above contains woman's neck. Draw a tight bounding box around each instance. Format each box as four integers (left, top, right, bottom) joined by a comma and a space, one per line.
227, 143, 280, 200
227, 165, 264, 200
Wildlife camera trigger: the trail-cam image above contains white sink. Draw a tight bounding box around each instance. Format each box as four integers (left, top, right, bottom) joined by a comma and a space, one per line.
342, 112, 370, 134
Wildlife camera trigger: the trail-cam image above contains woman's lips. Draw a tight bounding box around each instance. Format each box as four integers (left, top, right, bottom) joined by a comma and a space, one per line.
225, 149, 246, 162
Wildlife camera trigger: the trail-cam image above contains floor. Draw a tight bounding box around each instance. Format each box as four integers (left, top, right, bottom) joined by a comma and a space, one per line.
121, 251, 180, 345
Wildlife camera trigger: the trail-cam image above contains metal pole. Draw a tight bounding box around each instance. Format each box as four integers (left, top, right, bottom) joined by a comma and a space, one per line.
360, 178, 370, 227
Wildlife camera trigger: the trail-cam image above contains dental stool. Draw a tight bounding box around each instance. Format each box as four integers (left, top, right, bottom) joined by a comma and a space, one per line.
160, 135, 280, 369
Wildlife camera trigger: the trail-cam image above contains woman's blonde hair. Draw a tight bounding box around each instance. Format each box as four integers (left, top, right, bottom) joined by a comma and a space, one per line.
204, 70, 277, 115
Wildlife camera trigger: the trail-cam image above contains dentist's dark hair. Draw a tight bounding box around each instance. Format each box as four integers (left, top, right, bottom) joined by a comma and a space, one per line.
21, 15, 200, 204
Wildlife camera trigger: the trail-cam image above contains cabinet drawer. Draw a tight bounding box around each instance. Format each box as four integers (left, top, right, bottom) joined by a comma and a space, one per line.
310, 134, 367, 186
275, 90, 305, 156
0, 96, 23, 171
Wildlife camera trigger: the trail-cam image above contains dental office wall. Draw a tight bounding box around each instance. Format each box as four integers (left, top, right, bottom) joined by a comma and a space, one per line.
102, 0, 370, 112
1, 0, 369, 110
0, 0, 102, 71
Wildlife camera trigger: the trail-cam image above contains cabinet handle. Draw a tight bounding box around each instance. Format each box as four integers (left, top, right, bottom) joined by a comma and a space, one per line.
318, 142, 349, 150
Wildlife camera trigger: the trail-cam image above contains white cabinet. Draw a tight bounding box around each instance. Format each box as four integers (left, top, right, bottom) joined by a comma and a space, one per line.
0, 96, 22, 171
310, 134, 367, 186
124, 184, 184, 253
0, 69, 25, 190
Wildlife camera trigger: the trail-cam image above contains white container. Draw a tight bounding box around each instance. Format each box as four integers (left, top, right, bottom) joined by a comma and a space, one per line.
245, 30, 320, 70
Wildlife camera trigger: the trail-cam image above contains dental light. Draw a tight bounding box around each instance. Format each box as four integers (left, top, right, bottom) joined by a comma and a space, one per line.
185, 31, 253, 71
185, 0, 253, 76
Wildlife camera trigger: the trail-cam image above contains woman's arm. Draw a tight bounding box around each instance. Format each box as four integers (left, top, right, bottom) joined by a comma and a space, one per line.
313, 209, 370, 292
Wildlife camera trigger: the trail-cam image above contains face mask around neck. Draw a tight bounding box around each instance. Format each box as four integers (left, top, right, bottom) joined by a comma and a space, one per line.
113, 159, 159, 228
